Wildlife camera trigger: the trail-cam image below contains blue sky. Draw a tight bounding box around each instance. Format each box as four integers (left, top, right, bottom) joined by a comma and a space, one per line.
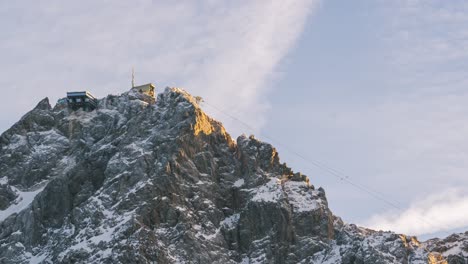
1, 0, 467, 239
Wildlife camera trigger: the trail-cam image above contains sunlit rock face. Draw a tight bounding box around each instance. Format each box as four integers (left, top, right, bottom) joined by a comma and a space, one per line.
0, 87, 466, 263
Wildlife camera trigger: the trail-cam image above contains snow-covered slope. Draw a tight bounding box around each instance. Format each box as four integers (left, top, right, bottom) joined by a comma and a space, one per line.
0, 87, 466, 263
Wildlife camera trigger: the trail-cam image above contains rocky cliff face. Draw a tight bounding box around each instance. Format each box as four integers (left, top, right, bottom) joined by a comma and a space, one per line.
0, 88, 466, 263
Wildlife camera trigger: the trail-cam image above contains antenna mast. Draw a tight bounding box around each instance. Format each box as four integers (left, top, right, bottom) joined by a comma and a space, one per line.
132, 67, 135, 88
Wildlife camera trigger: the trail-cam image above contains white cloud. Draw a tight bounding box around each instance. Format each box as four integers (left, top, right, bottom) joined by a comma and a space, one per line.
364, 188, 468, 236
0, 1, 319, 136
184, 1, 319, 135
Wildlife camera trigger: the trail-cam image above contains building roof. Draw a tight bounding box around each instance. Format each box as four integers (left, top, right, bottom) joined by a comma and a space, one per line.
67, 91, 97, 100
133, 83, 155, 90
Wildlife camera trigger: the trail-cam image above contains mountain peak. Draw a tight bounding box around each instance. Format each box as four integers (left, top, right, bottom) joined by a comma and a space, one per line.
34, 97, 52, 111
0, 87, 466, 263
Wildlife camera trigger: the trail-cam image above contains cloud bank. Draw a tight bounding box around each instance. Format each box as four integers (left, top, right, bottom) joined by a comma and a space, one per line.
364, 188, 468, 236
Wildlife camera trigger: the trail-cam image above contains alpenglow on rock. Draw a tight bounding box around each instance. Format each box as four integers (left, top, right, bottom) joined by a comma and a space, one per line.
0, 87, 466, 263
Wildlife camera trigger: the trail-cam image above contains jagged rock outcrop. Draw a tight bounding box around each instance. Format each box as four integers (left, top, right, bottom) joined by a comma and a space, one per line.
424, 232, 468, 264
0, 87, 466, 263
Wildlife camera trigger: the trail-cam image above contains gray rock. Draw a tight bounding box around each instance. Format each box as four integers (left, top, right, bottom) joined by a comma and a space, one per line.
0, 87, 465, 263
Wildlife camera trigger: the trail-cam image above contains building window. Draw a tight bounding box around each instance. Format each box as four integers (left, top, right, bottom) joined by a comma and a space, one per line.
85, 98, 90, 102
76, 98, 82, 103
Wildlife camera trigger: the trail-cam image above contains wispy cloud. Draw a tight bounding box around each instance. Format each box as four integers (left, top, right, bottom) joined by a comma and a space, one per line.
183, 1, 319, 134
0, 1, 319, 136
364, 188, 468, 236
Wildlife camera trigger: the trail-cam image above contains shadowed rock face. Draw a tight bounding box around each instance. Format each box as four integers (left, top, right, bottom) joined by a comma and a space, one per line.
0, 88, 466, 263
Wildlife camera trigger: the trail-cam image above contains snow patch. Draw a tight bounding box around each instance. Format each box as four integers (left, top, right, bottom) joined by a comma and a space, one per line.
283, 181, 320, 212
0, 185, 46, 222
221, 213, 240, 230
0, 177, 8, 185
5, 135, 27, 150
59, 210, 135, 261
437, 234, 468, 258
26, 251, 48, 264
233, 179, 245, 188
310, 243, 343, 264
251, 178, 283, 203
23, 245, 54, 263
249, 253, 267, 264
240, 256, 250, 264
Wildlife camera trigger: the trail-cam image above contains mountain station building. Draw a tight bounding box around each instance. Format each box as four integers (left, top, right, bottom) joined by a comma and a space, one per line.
67, 91, 98, 111
132, 83, 155, 98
